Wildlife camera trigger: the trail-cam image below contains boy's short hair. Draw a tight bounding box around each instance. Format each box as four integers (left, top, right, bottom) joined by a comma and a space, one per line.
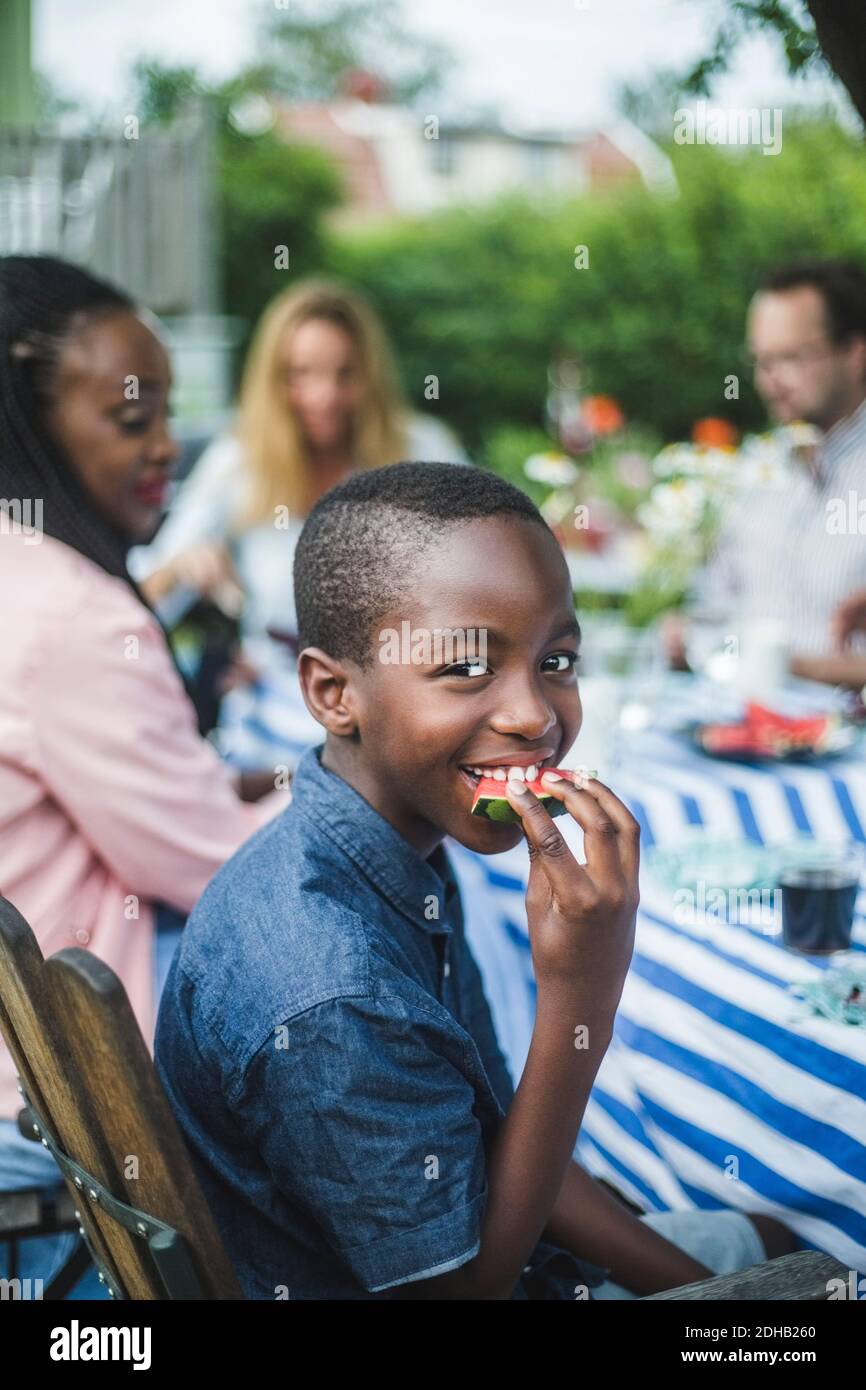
293, 460, 552, 668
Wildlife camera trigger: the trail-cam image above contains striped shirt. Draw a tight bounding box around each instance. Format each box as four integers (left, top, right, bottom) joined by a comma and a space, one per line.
693, 394, 866, 654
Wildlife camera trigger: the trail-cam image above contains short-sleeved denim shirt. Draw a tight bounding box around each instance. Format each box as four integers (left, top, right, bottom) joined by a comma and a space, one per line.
154, 744, 609, 1299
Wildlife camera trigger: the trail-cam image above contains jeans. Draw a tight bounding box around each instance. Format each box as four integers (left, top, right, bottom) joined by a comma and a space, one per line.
0, 904, 186, 1298
592, 1207, 768, 1298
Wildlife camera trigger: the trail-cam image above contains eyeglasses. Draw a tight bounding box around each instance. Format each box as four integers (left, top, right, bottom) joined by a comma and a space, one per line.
744, 338, 840, 376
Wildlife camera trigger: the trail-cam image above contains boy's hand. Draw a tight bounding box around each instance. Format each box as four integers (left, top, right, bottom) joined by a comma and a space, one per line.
504, 771, 639, 995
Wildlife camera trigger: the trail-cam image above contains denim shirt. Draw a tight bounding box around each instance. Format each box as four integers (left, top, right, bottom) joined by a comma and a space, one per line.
154, 744, 609, 1299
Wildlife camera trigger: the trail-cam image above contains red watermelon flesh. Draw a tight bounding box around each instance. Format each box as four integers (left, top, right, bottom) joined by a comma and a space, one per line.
701, 704, 836, 756
745, 703, 832, 747
470, 769, 573, 823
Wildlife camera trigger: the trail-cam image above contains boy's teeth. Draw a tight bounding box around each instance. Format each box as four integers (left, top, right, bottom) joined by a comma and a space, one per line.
470, 763, 549, 781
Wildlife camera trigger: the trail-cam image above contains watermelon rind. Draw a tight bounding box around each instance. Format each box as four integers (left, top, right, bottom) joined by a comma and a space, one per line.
470, 780, 571, 823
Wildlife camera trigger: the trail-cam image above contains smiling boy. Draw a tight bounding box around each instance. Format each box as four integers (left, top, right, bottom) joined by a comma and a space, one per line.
154, 462, 794, 1299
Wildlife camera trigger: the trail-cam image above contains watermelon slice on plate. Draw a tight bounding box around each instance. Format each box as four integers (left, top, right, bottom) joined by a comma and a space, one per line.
694, 703, 854, 761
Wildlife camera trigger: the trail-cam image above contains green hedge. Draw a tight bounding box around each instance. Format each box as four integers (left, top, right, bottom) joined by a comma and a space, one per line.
220, 128, 343, 370
323, 118, 866, 455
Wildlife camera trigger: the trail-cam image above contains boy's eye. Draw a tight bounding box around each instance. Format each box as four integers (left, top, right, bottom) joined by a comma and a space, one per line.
444, 651, 578, 679
542, 652, 578, 673
445, 660, 491, 678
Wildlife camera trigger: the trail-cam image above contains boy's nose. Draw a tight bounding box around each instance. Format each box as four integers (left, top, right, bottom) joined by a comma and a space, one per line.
489, 686, 557, 742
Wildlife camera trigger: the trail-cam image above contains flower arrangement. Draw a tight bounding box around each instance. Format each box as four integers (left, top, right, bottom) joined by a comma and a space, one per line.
510, 410, 819, 628
516, 394, 655, 547
629, 421, 820, 624
627, 442, 739, 624
486, 374, 822, 629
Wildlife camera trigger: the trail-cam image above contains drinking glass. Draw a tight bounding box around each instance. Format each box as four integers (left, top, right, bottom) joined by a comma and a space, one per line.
778, 842, 864, 957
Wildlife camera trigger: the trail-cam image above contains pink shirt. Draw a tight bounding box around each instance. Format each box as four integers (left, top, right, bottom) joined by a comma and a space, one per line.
0, 530, 284, 1121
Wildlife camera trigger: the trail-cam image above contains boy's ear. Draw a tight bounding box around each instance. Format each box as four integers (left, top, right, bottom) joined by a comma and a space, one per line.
297, 647, 361, 736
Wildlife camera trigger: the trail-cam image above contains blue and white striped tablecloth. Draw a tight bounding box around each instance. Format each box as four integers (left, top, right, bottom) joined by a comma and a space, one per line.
218, 670, 866, 1275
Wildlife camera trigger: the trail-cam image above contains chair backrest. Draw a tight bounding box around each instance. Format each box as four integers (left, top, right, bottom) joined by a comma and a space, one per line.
0, 895, 242, 1299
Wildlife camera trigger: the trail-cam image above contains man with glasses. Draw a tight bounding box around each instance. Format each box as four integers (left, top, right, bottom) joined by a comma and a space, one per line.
667, 259, 866, 686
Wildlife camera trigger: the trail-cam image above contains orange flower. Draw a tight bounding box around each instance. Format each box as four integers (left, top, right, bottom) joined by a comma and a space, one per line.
691, 417, 739, 448
582, 394, 624, 435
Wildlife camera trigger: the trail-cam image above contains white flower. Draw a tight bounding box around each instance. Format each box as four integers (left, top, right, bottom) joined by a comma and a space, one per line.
690, 447, 739, 481
779, 422, 823, 450
736, 431, 792, 487
524, 451, 580, 486
653, 444, 702, 478
637, 478, 709, 537
653, 443, 738, 483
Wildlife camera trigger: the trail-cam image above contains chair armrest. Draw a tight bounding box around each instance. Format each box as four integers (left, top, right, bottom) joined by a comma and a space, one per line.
640, 1250, 851, 1300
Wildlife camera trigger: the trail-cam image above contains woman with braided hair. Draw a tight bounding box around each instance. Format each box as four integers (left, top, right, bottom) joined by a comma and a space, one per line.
0, 256, 284, 1292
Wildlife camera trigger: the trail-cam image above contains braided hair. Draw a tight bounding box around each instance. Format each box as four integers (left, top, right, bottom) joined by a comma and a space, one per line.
0, 254, 136, 579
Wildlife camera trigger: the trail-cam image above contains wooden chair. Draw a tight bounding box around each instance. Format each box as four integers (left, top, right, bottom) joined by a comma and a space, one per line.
642, 1249, 852, 1300
0, 895, 241, 1299
0, 894, 851, 1302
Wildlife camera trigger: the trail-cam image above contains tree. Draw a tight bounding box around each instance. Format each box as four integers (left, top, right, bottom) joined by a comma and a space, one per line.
328, 119, 866, 449
132, 61, 202, 126
128, 0, 458, 356
259, 0, 451, 105
683, 1, 866, 130
218, 124, 341, 347
617, 68, 697, 140
805, 2, 866, 127
133, 0, 453, 116
130, 61, 342, 365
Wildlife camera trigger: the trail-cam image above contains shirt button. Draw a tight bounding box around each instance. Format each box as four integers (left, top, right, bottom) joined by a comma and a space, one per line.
74, 927, 90, 945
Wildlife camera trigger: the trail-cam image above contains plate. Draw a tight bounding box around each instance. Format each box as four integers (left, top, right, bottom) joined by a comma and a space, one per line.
686, 720, 862, 763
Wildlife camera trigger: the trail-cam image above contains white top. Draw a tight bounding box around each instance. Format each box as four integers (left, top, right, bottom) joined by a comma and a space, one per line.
693, 396, 866, 654
130, 413, 469, 648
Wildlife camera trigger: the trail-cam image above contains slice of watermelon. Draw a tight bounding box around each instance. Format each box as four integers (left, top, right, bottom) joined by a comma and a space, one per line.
470, 769, 573, 823
699, 723, 765, 756
700, 710, 838, 758
745, 702, 832, 747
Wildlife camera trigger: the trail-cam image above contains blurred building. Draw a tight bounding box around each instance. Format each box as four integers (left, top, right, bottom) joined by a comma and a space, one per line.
276, 69, 676, 224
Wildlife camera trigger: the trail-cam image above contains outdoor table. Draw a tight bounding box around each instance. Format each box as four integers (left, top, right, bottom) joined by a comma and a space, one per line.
218, 662, 866, 1275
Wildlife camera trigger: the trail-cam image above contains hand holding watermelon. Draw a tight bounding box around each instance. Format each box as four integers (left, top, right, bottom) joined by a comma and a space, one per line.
503, 770, 640, 994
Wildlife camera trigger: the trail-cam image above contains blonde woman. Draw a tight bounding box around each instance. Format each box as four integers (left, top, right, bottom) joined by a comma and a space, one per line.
133, 280, 468, 651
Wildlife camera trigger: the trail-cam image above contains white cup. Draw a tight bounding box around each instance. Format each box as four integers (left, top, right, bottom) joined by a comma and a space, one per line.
734, 619, 789, 700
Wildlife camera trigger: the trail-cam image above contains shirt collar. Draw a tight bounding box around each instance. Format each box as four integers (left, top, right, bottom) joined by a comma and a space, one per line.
289, 744, 458, 935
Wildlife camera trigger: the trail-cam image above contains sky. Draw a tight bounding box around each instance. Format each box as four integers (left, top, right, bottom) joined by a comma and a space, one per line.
34, 0, 844, 132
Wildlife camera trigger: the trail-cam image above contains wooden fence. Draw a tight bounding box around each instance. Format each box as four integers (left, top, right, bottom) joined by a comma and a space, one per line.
0, 106, 217, 315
